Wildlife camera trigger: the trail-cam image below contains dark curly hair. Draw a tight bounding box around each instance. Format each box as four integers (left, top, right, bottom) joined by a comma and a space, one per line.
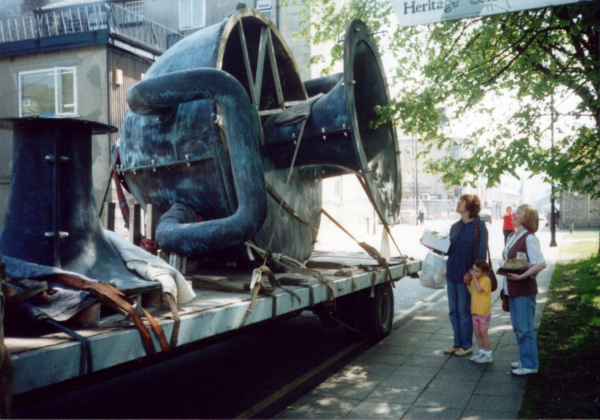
460, 194, 481, 219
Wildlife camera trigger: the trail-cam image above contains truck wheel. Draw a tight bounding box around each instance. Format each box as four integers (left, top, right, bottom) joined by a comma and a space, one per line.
362, 282, 394, 341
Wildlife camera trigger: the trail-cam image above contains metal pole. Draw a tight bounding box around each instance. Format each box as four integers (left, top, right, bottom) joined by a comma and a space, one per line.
550, 92, 557, 247
414, 134, 419, 221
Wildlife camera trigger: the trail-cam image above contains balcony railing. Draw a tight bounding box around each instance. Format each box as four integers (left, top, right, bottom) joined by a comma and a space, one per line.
0, 3, 183, 53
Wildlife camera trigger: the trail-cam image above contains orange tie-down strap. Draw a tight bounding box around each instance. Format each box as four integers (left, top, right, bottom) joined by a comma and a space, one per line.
52, 275, 169, 356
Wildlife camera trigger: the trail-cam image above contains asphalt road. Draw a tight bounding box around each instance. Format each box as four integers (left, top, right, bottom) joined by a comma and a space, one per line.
13, 219, 553, 419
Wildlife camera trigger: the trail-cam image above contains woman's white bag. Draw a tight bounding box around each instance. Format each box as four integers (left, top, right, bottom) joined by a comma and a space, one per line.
419, 252, 447, 289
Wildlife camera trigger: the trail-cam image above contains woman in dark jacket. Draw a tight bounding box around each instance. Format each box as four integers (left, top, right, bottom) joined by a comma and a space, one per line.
444, 194, 487, 356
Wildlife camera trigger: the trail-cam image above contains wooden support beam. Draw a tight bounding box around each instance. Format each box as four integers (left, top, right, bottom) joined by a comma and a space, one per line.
129, 203, 141, 245
102, 202, 115, 231
145, 204, 160, 241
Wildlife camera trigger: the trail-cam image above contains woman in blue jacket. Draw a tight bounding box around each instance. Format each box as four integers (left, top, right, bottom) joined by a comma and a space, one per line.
444, 194, 488, 356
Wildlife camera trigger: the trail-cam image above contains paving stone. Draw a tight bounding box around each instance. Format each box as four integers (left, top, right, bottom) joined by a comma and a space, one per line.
426, 333, 455, 342
288, 395, 361, 418
402, 320, 446, 333
473, 380, 525, 397
366, 385, 422, 404
403, 355, 448, 368
435, 367, 484, 382
344, 401, 410, 419
386, 332, 432, 346
334, 362, 395, 383
362, 353, 408, 366
414, 389, 471, 409
479, 370, 528, 383
466, 395, 522, 412
419, 339, 454, 350
488, 351, 519, 362
460, 409, 521, 419
494, 343, 520, 354
389, 365, 439, 379
487, 325, 513, 336
402, 406, 463, 419
380, 374, 432, 389
316, 380, 379, 399
443, 357, 487, 371
425, 378, 479, 395
483, 358, 517, 372
412, 347, 452, 358
377, 344, 417, 356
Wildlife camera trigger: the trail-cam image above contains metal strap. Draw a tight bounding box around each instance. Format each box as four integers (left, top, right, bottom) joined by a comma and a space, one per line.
265, 182, 319, 233
46, 319, 93, 375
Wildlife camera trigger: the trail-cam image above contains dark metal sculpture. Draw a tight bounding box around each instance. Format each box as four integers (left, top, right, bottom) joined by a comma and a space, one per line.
120, 9, 401, 265
0, 118, 157, 293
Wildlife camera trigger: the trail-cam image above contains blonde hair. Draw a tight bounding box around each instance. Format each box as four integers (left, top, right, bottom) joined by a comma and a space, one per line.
518, 204, 539, 233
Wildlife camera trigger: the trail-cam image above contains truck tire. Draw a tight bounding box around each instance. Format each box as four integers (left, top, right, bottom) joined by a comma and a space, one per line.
361, 282, 394, 341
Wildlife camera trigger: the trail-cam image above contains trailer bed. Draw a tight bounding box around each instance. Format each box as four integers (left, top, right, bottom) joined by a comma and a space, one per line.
7, 252, 421, 395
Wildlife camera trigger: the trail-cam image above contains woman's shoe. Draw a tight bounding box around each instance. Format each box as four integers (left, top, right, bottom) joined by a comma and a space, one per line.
454, 347, 472, 356
511, 361, 522, 369
444, 346, 460, 354
512, 367, 538, 376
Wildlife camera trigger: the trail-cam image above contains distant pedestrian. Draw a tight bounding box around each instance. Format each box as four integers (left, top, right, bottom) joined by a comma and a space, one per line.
502, 206, 515, 244
464, 260, 493, 363
502, 204, 547, 376
444, 194, 487, 357
418, 207, 425, 226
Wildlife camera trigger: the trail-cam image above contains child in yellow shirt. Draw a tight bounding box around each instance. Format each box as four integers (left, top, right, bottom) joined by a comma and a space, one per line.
467, 260, 493, 363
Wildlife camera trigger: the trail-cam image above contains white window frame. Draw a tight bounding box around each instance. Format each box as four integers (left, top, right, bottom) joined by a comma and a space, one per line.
18, 67, 78, 118
178, 0, 206, 30
124, 1, 145, 23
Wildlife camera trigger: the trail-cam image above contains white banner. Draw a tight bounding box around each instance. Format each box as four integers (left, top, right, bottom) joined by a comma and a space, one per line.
391, 0, 593, 27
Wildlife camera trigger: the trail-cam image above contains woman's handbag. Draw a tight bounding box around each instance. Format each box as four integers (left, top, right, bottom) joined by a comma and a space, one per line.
473, 222, 498, 292
500, 289, 510, 312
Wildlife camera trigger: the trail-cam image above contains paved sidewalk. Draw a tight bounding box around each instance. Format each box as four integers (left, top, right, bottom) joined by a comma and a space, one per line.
275, 251, 558, 419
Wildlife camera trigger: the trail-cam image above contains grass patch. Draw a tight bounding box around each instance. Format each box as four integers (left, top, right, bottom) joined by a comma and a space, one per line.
520, 251, 600, 418
560, 231, 599, 258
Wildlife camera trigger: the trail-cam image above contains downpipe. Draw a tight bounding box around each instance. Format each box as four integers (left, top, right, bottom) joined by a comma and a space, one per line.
127, 68, 267, 255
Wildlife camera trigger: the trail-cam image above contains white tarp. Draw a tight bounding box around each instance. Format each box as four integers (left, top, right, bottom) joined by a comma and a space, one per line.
392, 0, 593, 27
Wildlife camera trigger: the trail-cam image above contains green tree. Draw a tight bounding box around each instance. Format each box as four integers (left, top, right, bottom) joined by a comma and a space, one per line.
292, 0, 599, 198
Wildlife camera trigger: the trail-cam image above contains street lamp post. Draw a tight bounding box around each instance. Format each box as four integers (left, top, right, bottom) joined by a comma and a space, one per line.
550, 92, 557, 247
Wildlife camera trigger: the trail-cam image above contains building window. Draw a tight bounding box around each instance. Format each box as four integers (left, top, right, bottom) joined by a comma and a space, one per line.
179, 0, 206, 30
256, 0, 275, 25
124, 1, 145, 23
19, 67, 77, 117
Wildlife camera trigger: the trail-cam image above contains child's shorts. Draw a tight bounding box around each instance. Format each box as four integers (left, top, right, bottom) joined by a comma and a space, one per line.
472, 315, 491, 333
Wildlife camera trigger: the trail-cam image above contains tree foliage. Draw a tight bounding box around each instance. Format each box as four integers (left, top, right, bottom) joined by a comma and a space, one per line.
292, 0, 600, 197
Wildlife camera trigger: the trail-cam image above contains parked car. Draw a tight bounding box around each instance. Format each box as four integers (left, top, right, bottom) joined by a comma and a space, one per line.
480, 209, 493, 224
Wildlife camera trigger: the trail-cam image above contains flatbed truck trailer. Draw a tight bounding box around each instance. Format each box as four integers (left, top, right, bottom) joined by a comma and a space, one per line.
7, 253, 421, 396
